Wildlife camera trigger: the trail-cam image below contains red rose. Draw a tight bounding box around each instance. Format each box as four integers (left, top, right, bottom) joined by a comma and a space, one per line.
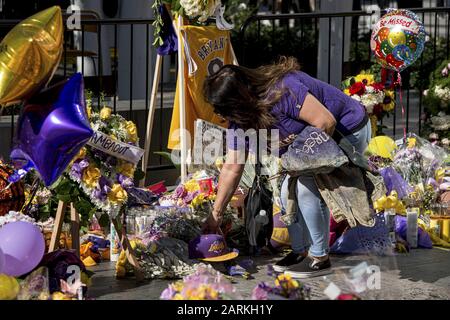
349, 82, 366, 95
371, 82, 385, 91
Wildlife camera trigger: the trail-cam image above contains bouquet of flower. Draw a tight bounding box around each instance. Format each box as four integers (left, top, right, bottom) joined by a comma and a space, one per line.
160, 265, 240, 300
152, 0, 221, 49
67, 105, 140, 218
251, 270, 310, 300
424, 60, 450, 114
116, 238, 201, 280
342, 71, 395, 136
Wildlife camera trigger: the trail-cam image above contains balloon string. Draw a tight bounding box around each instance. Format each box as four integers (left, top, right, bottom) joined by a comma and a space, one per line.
395, 72, 406, 140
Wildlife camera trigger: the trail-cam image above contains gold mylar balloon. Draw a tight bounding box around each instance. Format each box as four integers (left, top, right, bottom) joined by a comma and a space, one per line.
0, 6, 63, 106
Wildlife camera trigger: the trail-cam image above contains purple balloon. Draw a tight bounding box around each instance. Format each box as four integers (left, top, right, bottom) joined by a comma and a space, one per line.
11, 73, 93, 186
0, 246, 4, 273
0, 221, 45, 277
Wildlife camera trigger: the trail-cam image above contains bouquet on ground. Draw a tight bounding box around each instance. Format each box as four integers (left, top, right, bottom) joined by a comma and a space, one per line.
252, 268, 310, 300
116, 237, 201, 280
160, 265, 240, 300
342, 71, 395, 136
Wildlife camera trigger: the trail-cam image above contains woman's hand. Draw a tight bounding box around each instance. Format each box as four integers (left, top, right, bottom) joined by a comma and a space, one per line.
203, 149, 245, 235
202, 210, 223, 234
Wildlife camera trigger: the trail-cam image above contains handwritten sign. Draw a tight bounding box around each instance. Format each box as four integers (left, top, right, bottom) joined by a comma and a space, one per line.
296, 131, 330, 155
87, 130, 144, 165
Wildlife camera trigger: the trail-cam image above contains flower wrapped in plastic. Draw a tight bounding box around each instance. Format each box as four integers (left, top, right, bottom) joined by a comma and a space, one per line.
251, 270, 310, 300
379, 167, 413, 199
160, 265, 241, 300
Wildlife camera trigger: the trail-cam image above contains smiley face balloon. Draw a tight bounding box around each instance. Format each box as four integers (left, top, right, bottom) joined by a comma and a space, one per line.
0, 6, 63, 106
371, 9, 426, 72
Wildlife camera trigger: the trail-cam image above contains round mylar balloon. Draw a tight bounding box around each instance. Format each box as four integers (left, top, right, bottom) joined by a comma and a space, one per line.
0, 6, 63, 106
371, 9, 426, 72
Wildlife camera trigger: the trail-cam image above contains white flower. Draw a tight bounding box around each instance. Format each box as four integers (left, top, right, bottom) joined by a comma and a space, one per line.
0, 211, 37, 228
434, 85, 450, 102
180, 0, 220, 22
238, 3, 247, 10
365, 86, 375, 94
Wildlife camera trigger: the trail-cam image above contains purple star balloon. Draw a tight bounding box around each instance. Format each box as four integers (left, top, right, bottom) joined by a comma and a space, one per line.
11, 73, 93, 186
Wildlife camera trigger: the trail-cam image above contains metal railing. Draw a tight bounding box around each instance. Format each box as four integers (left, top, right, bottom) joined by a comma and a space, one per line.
238, 7, 450, 138
0, 16, 178, 181
1, 6, 450, 182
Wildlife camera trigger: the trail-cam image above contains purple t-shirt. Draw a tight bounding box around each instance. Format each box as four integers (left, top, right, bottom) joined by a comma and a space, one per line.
227, 71, 367, 155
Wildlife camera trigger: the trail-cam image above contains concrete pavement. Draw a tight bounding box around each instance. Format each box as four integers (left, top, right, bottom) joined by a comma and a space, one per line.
87, 248, 450, 300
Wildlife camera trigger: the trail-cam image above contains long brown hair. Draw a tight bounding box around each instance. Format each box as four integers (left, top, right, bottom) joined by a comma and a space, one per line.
203, 56, 300, 130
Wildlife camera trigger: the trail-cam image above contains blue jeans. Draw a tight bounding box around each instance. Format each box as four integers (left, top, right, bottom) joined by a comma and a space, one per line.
280, 121, 372, 257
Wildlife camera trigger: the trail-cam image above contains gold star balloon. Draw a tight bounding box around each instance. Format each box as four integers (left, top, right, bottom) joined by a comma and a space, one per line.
0, 6, 63, 106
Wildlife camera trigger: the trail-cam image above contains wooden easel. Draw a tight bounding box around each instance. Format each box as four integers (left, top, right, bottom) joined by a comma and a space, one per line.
139, 15, 239, 187
48, 201, 80, 257
48, 200, 144, 281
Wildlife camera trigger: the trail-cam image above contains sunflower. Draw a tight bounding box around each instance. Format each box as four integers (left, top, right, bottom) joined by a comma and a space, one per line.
382, 90, 395, 112
354, 73, 375, 86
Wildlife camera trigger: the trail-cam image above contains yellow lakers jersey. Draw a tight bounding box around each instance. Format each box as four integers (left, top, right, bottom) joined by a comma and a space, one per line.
167, 25, 235, 150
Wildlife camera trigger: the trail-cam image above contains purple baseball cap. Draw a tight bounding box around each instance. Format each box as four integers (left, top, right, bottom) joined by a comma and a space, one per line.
189, 234, 239, 262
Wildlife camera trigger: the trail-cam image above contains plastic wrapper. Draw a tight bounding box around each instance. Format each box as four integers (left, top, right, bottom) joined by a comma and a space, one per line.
379, 167, 413, 199
17, 267, 50, 300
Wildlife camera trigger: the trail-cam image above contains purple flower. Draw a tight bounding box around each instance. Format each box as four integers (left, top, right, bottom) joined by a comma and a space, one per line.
92, 177, 111, 201
117, 173, 134, 189
70, 159, 89, 180
160, 286, 177, 300
184, 190, 200, 204
174, 185, 187, 198
442, 67, 449, 77
251, 283, 269, 300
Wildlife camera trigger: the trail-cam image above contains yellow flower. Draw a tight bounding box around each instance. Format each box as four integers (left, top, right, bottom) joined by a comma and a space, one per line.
382, 90, 395, 112
355, 73, 374, 85
76, 147, 87, 160
190, 193, 206, 208
343, 88, 351, 96
125, 120, 138, 143
435, 168, 445, 182
184, 179, 200, 192
118, 162, 135, 178
275, 274, 299, 290
172, 281, 184, 292
86, 106, 92, 119
82, 165, 101, 188
100, 106, 112, 120
407, 137, 417, 149
108, 183, 127, 204
173, 293, 184, 300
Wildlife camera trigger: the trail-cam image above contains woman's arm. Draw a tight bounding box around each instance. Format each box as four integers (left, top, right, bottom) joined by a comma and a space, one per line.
298, 93, 336, 135
205, 149, 245, 233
